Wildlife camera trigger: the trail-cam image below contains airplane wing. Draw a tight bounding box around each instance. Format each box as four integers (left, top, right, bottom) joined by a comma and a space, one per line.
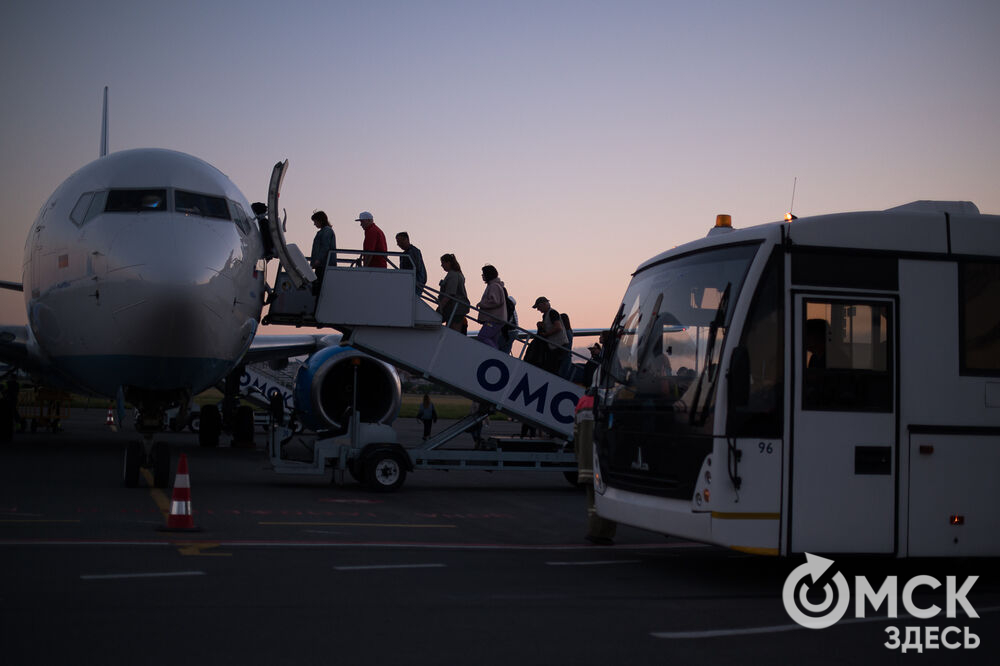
2, 326, 341, 382
512, 327, 605, 341
0, 284, 28, 369
242, 332, 342, 365
566, 328, 605, 338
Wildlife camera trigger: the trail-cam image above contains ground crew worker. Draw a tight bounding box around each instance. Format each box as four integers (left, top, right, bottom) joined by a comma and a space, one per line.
0, 377, 15, 442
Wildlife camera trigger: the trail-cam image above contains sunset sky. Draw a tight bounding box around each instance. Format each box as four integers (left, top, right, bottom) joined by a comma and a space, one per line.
2, 0, 998, 335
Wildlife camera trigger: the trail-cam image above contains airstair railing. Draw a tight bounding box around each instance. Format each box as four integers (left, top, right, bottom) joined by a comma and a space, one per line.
305, 248, 598, 375
417, 282, 596, 371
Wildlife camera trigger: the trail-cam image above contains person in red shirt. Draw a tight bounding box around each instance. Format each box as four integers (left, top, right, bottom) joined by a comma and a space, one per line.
356, 211, 387, 268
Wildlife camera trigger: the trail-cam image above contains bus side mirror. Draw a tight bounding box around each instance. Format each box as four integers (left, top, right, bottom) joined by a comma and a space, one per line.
728, 346, 750, 409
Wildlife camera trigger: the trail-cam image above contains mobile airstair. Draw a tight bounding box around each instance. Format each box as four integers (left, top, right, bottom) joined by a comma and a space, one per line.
258, 159, 586, 490
265, 261, 585, 489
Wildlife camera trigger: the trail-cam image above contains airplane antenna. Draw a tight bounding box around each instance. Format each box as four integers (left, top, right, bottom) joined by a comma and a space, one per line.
100, 87, 109, 158
785, 176, 798, 221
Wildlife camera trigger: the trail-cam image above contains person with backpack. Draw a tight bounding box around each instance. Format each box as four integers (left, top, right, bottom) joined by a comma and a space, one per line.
558, 310, 574, 378
474, 264, 507, 349
437, 253, 470, 332
394, 231, 426, 294
532, 296, 569, 376
499, 288, 518, 354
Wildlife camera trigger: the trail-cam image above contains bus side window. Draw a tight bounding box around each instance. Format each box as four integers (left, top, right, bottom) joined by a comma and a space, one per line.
959, 261, 1000, 375
802, 300, 892, 412
728, 252, 783, 437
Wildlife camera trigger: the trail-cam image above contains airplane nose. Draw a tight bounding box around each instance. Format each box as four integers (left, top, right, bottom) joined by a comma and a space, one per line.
92, 214, 255, 390
107, 214, 236, 286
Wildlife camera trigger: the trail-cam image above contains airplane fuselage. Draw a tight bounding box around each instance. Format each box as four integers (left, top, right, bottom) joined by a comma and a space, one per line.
22, 148, 265, 398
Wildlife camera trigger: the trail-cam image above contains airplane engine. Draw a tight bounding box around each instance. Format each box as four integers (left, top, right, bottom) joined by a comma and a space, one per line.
293, 346, 401, 431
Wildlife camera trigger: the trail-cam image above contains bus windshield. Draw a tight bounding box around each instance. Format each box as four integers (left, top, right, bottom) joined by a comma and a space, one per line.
603, 243, 760, 422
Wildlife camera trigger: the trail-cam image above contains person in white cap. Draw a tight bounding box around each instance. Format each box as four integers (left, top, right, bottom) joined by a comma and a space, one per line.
356, 211, 387, 268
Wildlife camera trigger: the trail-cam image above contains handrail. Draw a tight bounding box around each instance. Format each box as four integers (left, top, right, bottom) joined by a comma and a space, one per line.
418, 283, 595, 369
308, 248, 411, 270
307, 253, 597, 372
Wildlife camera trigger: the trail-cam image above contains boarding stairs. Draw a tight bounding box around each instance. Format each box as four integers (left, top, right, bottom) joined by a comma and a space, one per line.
264, 258, 584, 483
257, 160, 583, 485
313, 261, 583, 439
239, 361, 299, 409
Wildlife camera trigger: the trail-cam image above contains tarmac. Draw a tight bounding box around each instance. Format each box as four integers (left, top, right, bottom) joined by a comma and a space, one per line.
1, 409, 998, 665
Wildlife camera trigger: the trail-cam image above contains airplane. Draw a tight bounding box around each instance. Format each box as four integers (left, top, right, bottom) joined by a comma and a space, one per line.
0, 89, 401, 487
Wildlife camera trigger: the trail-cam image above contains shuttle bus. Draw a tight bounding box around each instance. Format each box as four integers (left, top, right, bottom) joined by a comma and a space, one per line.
592, 201, 1000, 557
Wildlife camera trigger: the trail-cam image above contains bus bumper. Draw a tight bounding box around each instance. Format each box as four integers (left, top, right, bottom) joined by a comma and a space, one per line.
595, 486, 712, 544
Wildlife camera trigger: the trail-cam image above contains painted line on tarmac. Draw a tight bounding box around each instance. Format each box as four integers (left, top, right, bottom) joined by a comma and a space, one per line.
546, 560, 641, 566
258, 521, 457, 528
81, 571, 206, 581
651, 605, 1000, 639
304, 529, 346, 536
0, 538, 706, 551
335, 563, 446, 571
140, 469, 170, 520
175, 541, 232, 557
317, 498, 384, 504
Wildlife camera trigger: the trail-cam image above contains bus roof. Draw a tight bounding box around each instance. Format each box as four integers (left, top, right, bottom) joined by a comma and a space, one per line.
635, 201, 997, 275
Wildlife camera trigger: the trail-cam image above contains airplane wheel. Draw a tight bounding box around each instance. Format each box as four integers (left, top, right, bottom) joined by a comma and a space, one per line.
232, 405, 254, 448
198, 405, 221, 448
365, 450, 406, 492
152, 442, 171, 488
123, 441, 141, 487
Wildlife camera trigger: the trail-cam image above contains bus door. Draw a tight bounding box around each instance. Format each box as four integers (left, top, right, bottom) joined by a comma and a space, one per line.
790, 295, 897, 553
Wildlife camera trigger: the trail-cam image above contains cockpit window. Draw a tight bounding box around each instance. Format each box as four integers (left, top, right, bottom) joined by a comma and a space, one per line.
70, 192, 95, 226
105, 189, 167, 213
229, 200, 251, 235
175, 190, 231, 219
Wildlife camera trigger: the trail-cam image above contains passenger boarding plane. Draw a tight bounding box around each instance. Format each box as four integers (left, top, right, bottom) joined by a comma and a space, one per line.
0, 89, 396, 487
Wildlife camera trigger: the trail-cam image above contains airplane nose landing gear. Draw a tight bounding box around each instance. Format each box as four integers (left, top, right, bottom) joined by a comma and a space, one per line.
121, 436, 172, 489
122, 392, 178, 488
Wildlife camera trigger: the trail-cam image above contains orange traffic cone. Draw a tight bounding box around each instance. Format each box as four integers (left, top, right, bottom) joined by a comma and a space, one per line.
160, 454, 200, 532
105, 406, 116, 431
